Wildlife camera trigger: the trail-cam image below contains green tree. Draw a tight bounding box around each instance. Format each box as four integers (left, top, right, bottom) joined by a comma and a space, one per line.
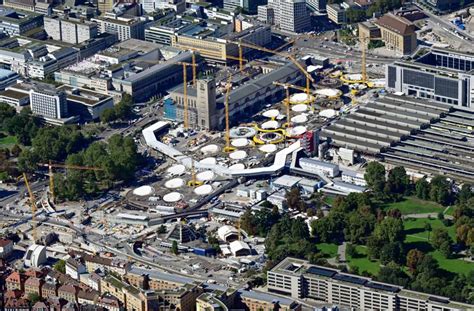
379, 242, 404, 265
429, 175, 453, 205
346, 243, 357, 257
53, 259, 66, 273
344, 211, 376, 244
415, 177, 430, 200
285, 188, 307, 212
424, 222, 432, 241
376, 262, 410, 287
100, 108, 117, 123
458, 184, 472, 204
406, 249, 425, 274
240, 209, 256, 236
171, 240, 179, 255
374, 217, 405, 243
385, 166, 410, 196
432, 228, 453, 257
28, 292, 41, 304
364, 161, 386, 197
10, 144, 22, 157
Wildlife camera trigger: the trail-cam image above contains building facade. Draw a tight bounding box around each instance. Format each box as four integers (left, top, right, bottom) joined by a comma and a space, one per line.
326, 3, 346, 24
29, 84, 68, 120
93, 15, 145, 41
44, 16, 98, 44
268, 258, 473, 311
386, 47, 474, 109
375, 13, 417, 55
0, 8, 43, 36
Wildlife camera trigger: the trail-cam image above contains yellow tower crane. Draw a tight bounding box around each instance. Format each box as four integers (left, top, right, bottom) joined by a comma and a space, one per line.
22, 173, 38, 242
40, 162, 104, 203
232, 41, 315, 99
273, 82, 292, 130
176, 61, 199, 130
223, 74, 235, 153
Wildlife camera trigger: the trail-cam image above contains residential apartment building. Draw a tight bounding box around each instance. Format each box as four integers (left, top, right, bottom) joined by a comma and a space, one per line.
29, 83, 68, 120
24, 277, 43, 298
0, 8, 43, 36
326, 3, 346, 24
267, 258, 473, 311
125, 267, 194, 291
44, 16, 98, 44
375, 13, 417, 55
93, 14, 146, 41
386, 47, 474, 109
0, 238, 13, 258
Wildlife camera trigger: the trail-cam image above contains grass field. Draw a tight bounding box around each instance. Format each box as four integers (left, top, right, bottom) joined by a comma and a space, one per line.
323, 195, 337, 207
403, 218, 472, 275
347, 245, 381, 275
0, 135, 16, 146
317, 243, 338, 258
383, 196, 444, 215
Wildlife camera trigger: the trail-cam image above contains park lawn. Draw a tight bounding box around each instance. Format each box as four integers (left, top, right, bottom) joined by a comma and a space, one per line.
444, 206, 455, 216
347, 245, 381, 276
0, 134, 16, 146
323, 195, 337, 207
317, 243, 338, 258
384, 196, 443, 215
404, 218, 456, 240
404, 218, 471, 275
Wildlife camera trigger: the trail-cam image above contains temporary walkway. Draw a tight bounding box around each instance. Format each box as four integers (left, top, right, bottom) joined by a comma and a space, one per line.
142, 121, 301, 178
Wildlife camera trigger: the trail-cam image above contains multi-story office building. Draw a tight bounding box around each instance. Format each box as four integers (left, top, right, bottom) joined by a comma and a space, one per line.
257, 5, 274, 24
93, 14, 146, 41
375, 13, 417, 55
262, 0, 309, 32
29, 83, 68, 120
306, 0, 326, 13
326, 3, 346, 24
0, 8, 43, 36
58, 85, 114, 121
112, 51, 197, 102
97, 0, 115, 14
223, 25, 271, 54
44, 16, 98, 44
386, 47, 474, 109
3, 0, 35, 12
0, 68, 19, 91
268, 258, 473, 311
142, 0, 185, 13
223, 0, 266, 14
279, 0, 310, 33
145, 18, 195, 46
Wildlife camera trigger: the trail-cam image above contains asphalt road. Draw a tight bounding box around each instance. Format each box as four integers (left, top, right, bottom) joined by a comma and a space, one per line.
414, 2, 474, 42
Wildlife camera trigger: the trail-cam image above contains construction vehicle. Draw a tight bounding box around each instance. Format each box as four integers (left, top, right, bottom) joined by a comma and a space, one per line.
187, 158, 203, 187
39, 162, 104, 203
